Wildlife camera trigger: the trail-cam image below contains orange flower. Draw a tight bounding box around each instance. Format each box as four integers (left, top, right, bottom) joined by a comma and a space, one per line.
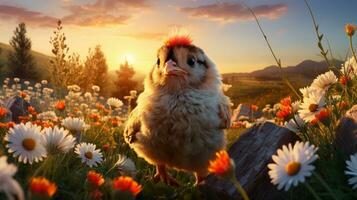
102, 144, 110, 152
42, 121, 54, 128
18, 115, 30, 123
280, 97, 292, 107
55, 101, 66, 111
6, 122, 15, 128
315, 108, 330, 123
276, 106, 292, 120
208, 150, 235, 179
0, 107, 7, 118
89, 113, 100, 122
87, 171, 105, 187
345, 24, 356, 37
339, 75, 350, 85
112, 176, 142, 197
0, 122, 8, 129
90, 189, 103, 200
250, 104, 258, 112
96, 103, 105, 110
19, 91, 27, 98
27, 106, 37, 116
29, 177, 57, 197
310, 118, 319, 126
337, 101, 348, 109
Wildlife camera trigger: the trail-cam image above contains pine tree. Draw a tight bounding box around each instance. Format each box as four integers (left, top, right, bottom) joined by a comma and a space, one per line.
113, 60, 138, 99
8, 22, 38, 80
83, 45, 109, 95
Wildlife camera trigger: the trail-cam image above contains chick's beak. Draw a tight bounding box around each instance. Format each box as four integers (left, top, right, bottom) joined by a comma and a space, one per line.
164, 60, 188, 76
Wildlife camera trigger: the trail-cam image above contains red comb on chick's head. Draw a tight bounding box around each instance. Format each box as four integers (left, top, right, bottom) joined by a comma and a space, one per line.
164, 35, 193, 47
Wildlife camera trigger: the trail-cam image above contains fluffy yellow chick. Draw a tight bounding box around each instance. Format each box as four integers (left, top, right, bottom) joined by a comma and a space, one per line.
124, 34, 231, 185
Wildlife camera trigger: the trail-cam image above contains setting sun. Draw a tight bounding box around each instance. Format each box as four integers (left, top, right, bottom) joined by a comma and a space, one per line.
118, 53, 136, 65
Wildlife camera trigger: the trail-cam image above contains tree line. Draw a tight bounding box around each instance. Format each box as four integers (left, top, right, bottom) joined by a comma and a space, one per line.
2, 21, 138, 99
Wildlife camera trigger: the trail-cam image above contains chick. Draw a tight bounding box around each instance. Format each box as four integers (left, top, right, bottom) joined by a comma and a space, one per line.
124, 34, 231, 185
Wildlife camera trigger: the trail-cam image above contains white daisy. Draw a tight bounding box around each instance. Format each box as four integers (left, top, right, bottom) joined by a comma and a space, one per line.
115, 154, 137, 177
62, 117, 86, 132
107, 97, 123, 108
75, 143, 103, 167
299, 93, 325, 123
37, 111, 57, 121
284, 115, 305, 133
0, 156, 24, 200
4, 122, 47, 164
341, 57, 357, 78
268, 141, 318, 191
345, 153, 357, 189
310, 71, 337, 92
92, 85, 100, 93
291, 100, 301, 113
42, 126, 76, 154
299, 86, 322, 99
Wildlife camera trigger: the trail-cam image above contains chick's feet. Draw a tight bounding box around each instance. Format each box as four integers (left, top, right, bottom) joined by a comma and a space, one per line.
153, 165, 180, 187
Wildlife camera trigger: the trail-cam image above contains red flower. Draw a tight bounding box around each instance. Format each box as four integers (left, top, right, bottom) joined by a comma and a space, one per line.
0, 107, 7, 118
19, 91, 27, 98
310, 118, 319, 126
87, 171, 105, 187
208, 150, 235, 179
346, 24, 356, 37
280, 97, 292, 107
55, 101, 66, 111
90, 189, 103, 200
6, 122, 15, 128
337, 101, 348, 109
250, 104, 259, 112
29, 177, 57, 197
89, 113, 100, 122
276, 106, 292, 120
112, 176, 142, 197
315, 108, 330, 123
339, 76, 350, 85
102, 144, 110, 152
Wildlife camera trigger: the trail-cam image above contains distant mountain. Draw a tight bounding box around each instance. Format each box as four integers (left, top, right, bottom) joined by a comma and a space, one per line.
0, 42, 52, 80
223, 59, 343, 83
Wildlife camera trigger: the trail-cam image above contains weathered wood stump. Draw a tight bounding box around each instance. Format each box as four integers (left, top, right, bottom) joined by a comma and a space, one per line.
204, 122, 299, 200
335, 105, 357, 155
5, 96, 31, 123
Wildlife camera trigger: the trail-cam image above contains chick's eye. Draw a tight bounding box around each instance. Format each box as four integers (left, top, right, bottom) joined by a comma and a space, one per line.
187, 57, 196, 67
156, 58, 160, 66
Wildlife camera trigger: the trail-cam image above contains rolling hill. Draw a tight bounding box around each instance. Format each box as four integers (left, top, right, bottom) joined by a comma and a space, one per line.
0, 42, 52, 80
222, 59, 343, 107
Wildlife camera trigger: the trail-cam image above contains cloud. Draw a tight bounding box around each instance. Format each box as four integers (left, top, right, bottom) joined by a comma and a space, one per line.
0, 5, 57, 27
0, 0, 150, 27
178, 2, 288, 23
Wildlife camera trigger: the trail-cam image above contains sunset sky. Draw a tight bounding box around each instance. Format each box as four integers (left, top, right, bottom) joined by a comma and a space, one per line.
0, 0, 356, 73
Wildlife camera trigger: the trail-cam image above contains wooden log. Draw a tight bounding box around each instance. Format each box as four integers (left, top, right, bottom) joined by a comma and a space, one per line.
335, 105, 357, 155
204, 122, 299, 200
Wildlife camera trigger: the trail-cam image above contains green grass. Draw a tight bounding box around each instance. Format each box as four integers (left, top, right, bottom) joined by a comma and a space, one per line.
224, 77, 307, 108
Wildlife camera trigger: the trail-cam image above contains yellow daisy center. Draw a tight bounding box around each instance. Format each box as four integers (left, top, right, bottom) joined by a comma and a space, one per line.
22, 138, 36, 151
85, 151, 93, 159
308, 104, 318, 112
285, 161, 301, 176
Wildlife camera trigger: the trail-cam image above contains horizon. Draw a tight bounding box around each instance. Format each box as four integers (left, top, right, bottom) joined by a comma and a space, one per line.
0, 0, 356, 73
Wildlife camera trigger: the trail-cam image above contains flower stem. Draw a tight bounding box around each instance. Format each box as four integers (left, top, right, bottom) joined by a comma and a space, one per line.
349, 36, 357, 63
230, 176, 250, 200
313, 172, 339, 200
304, 182, 321, 200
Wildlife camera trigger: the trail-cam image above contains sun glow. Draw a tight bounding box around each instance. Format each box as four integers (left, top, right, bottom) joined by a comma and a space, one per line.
118, 53, 136, 65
